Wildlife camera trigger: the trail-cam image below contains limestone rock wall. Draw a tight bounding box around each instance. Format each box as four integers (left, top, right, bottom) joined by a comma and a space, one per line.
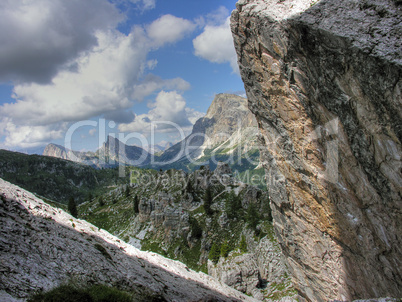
231, 0, 401, 301
208, 230, 295, 301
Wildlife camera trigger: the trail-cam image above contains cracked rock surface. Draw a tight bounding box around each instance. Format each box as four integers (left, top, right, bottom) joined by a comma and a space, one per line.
231, 0, 401, 301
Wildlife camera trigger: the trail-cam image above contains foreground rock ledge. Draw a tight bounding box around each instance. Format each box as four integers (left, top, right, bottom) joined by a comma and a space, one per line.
0, 178, 255, 302
231, 0, 401, 301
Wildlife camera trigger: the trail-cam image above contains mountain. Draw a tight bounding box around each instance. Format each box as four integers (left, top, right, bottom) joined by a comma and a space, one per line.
0, 178, 254, 301
79, 163, 296, 300
143, 142, 173, 154
154, 93, 262, 177
43, 143, 100, 167
232, 0, 401, 300
96, 135, 151, 166
0, 149, 128, 204
41, 94, 262, 184
43, 137, 152, 168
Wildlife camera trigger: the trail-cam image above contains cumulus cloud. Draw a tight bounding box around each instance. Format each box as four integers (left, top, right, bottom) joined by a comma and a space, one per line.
0, 0, 123, 84
0, 118, 68, 148
132, 75, 191, 101
119, 91, 204, 134
193, 14, 239, 74
147, 14, 196, 48
0, 3, 197, 148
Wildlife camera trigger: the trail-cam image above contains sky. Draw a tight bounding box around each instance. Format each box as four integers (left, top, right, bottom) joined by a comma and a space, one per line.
0, 0, 245, 153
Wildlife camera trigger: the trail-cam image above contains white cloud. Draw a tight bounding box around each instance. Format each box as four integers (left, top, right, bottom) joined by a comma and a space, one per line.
0, 0, 123, 84
119, 91, 204, 134
193, 16, 239, 74
147, 14, 196, 48
0, 117, 67, 148
132, 75, 191, 101
0, 7, 197, 148
128, 0, 156, 11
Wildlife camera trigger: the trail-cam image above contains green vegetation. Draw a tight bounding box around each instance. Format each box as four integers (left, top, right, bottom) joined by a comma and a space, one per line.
27, 283, 166, 302
203, 186, 213, 215
239, 235, 247, 253
80, 166, 273, 273
28, 284, 131, 302
220, 241, 230, 258
133, 195, 139, 214
209, 243, 220, 264
68, 197, 78, 218
0, 149, 129, 204
246, 202, 259, 230
225, 190, 242, 219
189, 216, 202, 239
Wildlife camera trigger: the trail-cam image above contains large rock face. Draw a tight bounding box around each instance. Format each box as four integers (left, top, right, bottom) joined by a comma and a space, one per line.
231, 0, 401, 301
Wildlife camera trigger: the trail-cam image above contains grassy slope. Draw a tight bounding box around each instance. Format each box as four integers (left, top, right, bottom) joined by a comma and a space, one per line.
0, 149, 129, 204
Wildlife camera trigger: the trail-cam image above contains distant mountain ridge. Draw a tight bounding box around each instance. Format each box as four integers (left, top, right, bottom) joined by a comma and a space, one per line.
152, 93, 261, 172
42, 93, 262, 176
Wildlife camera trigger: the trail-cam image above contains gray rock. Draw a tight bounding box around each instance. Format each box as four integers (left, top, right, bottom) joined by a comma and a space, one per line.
231, 0, 401, 301
0, 178, 256, 301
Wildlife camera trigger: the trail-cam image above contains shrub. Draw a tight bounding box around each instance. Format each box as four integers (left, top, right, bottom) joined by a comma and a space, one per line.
68, 197, 78, 218
189, 216, 202, 239
133, 195, 139, 214
239, 235, 247, 253
27, 284, 132, 302
99, 196, 105, 207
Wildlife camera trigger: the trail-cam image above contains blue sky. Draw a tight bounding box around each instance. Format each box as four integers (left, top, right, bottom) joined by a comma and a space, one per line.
0, 0, 244, 152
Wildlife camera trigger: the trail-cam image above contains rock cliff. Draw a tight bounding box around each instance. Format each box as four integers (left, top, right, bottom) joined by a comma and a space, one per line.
231, 0, 401, 301
0, 178, 255, 301
208, 230, 296, 301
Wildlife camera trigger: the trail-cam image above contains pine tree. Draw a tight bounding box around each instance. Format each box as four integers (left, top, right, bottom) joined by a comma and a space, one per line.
189, 216, 202, 239
209, 243, 220, 264
125, 185, 130, 198
220, 240, 230, 258
133, 195, 139, 214
246, 202, 259, 230
99, 196, 105, 207
226, 190, 242, 219
239, 235, 247, 253
204, 186, 213, 215
68, 196, 78, 218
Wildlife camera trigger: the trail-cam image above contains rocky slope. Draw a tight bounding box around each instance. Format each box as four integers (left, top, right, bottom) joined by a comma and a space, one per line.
0, 178, 256, 302
208, 231, 295, 301
43, 143, 98, 166
231, 0, 401, 301
79, 164, 295, 301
